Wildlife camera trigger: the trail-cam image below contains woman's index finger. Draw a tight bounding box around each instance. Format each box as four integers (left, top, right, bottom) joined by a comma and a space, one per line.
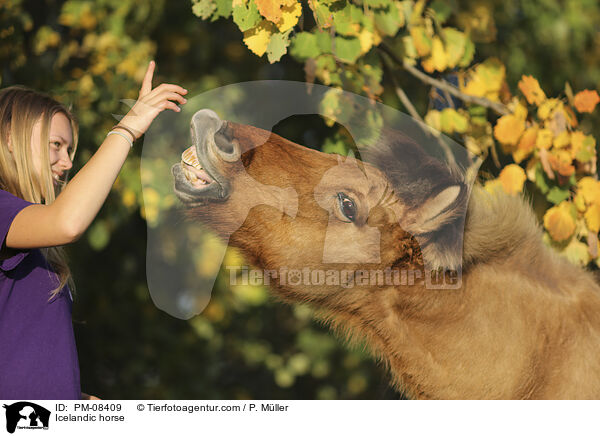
139, 61, 155, 97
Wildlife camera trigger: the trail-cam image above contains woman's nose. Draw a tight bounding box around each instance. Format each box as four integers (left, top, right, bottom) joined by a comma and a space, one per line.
59, 149, 73, 170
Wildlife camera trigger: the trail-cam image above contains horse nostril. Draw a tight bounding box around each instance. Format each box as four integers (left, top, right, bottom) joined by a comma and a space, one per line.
218, 122, 234, 142
213, 122, 240, 161
215, 129, 234, 154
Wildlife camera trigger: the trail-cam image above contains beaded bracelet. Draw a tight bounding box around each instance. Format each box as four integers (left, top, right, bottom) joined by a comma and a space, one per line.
106, 130, 133, 148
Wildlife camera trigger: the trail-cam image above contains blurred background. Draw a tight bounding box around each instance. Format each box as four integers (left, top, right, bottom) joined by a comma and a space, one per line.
1, 0, 599, 399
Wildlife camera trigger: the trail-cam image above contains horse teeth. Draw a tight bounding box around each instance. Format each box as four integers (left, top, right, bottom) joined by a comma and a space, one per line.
182, 147, 203, 170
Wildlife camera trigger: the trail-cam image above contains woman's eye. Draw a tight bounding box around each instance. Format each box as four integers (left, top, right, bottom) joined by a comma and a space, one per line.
337, 192, 357, 222
50, 141, 61, 149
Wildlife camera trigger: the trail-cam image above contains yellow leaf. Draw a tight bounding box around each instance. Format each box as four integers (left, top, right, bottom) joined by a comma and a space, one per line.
547, 150, 574, 177
513, 126, 537, 163
570, 130, 596, 161
430, 36, 447, 72
563, 105, 578, 128
358, 28, 374, 54
525, 156, 539, 182
464, 58, 505, 101
511, 97, 528, 121
562, 238, 591, 267
243, 21, 274, 56
585, 203, 600, 233
372, 30, 382, 47
553, 131, 570, 149
544, 202, 576, 242
574, 193, 586, 213
537, 98, 561, 120
255, 0, 292, 23
277, 1, 302, 32
421, 57, 435, 73
499, 164, 526, 195
577, 177, 600, 206
573, 89, 600, 113
409, 26, 432, 57
424, 110, 441, 131
483, 178, 502, 194
518, 75, 546, 105
535, 128, 553, 150
493, 114, 524, 146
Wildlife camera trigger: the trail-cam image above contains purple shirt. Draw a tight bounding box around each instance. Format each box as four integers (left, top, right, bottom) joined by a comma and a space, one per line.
0, 189, 80, 400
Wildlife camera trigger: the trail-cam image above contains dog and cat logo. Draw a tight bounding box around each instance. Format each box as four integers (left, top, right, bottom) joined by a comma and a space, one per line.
2, 402, 50, 433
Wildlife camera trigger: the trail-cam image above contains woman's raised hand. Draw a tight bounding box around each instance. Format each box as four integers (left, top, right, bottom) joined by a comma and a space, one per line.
119, 61, 187, 139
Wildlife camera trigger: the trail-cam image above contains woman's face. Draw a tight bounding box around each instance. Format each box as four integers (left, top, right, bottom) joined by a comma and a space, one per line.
30, 112, 74, 187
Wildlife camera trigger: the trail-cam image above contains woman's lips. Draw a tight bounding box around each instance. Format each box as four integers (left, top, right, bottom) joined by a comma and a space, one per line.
52, 172, 63, 186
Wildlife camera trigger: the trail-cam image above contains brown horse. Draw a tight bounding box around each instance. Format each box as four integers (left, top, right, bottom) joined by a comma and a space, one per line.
172, 109, 600, 399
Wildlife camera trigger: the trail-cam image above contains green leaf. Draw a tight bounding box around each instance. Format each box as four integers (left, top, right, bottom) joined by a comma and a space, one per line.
458, 36, 475, 68
311, 0, 335, 28
443, 28, 467, 68
546, 186, 571, 204
468, 104, 487, 126
373, 7, 401, 36
333, 3, 362, 36
429, 0, 452, 23
440, 108, 468, 134
290, 32, 321, 60
315, 54, 342, 86
232, 0, 261, 32
316, 31, 333, 54
267, 31, 290, 63
534, 163, 550, 194
364, 0, 391, 7
359, 52, 384, 95
192, 0, 217, 20
575, 135, 596, 163
322, 135, 350, 155
213, 0, 233, 20
334, 36, 362, 63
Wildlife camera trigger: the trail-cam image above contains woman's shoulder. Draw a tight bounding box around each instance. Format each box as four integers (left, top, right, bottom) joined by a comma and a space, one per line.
0, 189, 34, 216
0, 188, 31, 204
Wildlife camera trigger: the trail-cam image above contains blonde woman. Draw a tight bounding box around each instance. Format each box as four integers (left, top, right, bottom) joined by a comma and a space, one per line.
0, 61, 186, 399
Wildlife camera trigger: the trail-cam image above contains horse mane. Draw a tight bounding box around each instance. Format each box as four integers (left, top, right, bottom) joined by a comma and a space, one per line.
463, 186, 545, 268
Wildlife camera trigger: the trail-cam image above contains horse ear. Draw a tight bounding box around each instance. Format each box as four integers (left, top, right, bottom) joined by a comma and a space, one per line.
405, 185, 461, 234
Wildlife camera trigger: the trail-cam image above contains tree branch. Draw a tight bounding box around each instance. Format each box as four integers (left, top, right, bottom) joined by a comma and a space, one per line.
380, 52, 457, 167
379, 43, 511, 116
382, 57, 424, 123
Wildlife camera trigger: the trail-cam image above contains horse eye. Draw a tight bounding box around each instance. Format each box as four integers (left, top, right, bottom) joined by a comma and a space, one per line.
337, 192, 357, 222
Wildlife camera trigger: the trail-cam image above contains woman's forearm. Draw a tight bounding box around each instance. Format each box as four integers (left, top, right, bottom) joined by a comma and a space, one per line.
53, 130, 132, 239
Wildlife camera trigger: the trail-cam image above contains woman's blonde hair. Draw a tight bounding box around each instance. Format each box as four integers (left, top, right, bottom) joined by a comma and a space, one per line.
0, 85, 79, 298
